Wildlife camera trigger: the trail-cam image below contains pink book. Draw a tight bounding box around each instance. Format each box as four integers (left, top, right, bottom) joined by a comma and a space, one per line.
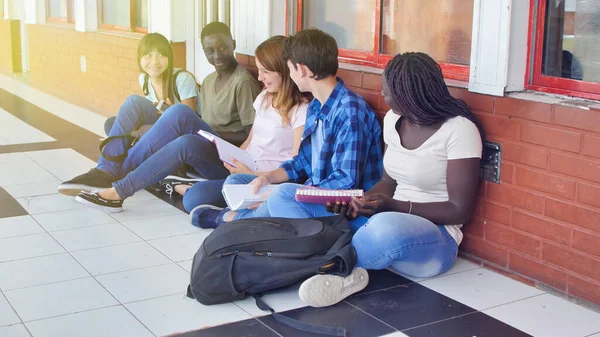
294, 187, 364, 205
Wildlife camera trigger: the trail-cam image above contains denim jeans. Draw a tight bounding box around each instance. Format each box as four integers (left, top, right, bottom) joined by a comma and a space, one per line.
266, 183, 458, 278
223, 173, 271, 219
112, 130, 229, 199
182, 178, 228, 212
98, 95, 210, 179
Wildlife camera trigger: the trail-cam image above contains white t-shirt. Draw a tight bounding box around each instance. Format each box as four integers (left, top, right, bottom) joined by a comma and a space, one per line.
382, 111, 482, 245
138, 68, 198, 104
245, 90, 308, 172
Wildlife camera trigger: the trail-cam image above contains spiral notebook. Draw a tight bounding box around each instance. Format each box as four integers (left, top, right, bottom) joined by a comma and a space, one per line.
222, 184, 273, 210
294, 187, 364, 205
198, 130, 256, 171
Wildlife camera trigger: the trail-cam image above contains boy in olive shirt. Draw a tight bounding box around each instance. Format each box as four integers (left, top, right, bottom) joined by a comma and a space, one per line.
59, 22, 260, 196
199, 22, 261, 146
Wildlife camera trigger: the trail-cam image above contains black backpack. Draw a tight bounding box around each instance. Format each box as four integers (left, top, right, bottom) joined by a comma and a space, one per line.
186, 215, 356, 336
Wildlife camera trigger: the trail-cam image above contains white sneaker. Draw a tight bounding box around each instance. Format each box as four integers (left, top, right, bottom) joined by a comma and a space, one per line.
298, 267, 369, 308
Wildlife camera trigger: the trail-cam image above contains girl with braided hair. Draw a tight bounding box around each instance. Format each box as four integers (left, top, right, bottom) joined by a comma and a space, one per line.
297, 52, 484, 308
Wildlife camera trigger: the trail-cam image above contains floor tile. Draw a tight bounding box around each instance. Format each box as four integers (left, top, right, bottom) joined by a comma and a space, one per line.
404, 312, 532, 337
0, 167, 58, 187
24, 149, 96, 182
403, 257, 481, 282
50, 223, 141, 252
258, 301, 395, 337
0, 293, 21, 327
0, 153, 34, 165
177, 318, 280, 337
346, 282, 475, 331
0, 109, 55, 145
484, 293, 600, 337
108, 199, 184, 222
97, 264, 190, 303
0, 216, 44, 239
148, 232, 211, 262
24, 306, 153, 337
71, 241, 172, 276
3, 181, 63, 198
0, 233, 64, 263
0, 254, 89, 291
0, 74, 106, 137
0, 195, 29, 219
178, 260, 192, 272
0, 324, 31, 337
235, 284, 307, 317
381, 332, 409, 337
121, 213, 201, 240
16, 194, 86, 215
4, 278, 118, 322
419, 268, 544, 310
125, 293, 252, 337
359, 269, 413, 295
123, 189, 158, 204
33, 208, 116, 232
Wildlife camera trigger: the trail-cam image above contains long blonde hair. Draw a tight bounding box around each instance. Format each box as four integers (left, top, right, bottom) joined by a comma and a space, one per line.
255, 36, 312, 126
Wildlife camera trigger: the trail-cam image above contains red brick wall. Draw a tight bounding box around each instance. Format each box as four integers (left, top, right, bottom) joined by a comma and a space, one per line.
26, 25, 186, 117
237, 55, 600, 307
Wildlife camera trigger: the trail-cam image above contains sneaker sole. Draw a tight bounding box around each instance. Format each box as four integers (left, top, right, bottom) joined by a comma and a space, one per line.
298, 267, 369, 308
188, 204, 223, 224
75, 195, 123, 213
58, 183, 108, 196
163, 175, 207, 183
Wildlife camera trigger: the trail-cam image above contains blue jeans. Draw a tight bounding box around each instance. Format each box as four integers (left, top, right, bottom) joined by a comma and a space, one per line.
98, 95, 210, 179
223, 173, 271, 219
112, 132, 229, 199
182, 179, 227, 211
266, 183, 458, 278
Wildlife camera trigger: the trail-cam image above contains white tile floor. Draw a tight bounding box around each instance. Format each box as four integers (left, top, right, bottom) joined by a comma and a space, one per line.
0, 75, 599, 337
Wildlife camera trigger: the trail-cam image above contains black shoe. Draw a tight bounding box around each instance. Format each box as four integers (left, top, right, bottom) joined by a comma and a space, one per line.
58, 168, 117, 196
159, 175, 206, 196
75, 191, 123, 213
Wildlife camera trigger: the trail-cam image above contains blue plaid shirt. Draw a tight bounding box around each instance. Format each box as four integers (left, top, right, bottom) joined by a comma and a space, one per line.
280, 78, 383, 190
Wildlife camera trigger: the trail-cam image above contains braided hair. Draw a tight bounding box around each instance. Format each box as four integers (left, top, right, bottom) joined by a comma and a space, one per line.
383, 52, 484, 141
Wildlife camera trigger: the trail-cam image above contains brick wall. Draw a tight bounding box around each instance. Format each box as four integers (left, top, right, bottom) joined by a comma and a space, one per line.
26, 24, 186, 117
0, 20, 22, 74
237, 55, 600, 307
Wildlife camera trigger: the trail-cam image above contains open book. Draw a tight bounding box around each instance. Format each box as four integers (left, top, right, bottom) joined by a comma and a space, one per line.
295, 187, 364, 205
198, 130, 256, 171
222, 184, 273, 210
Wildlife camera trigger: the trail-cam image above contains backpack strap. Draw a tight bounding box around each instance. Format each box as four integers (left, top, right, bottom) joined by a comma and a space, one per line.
253, 295, 346, 337
142, 74, 150, 97
172, 69, 183, 103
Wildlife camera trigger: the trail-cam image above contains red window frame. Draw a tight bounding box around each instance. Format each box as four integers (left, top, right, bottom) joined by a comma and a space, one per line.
526, 0, 600, 101
296, 0, 470, 81
46, 0, 75, 24
98, 0, 148, 34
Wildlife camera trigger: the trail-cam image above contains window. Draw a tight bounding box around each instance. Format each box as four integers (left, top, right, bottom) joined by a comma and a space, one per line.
299, 0, 474, 81
46, 0, 75, 23
528, 0, 600, 100
99, 0, 148, 33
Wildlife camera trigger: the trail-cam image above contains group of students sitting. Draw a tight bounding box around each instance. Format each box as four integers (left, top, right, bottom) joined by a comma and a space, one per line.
56, 22, 484, 308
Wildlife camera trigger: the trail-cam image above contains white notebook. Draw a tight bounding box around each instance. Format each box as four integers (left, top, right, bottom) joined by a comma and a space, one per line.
198, 130, 256, 171
222, 184, 273, 210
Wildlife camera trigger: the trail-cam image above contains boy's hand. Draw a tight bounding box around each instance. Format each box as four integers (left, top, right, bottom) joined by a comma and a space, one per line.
250, 176, 271, 194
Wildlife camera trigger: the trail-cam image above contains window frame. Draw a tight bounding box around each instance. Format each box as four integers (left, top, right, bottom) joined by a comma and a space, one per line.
45, 0, 75, 24
296, 0, 471, 81
526, 0, 600, 101
98, 0, 148, 34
